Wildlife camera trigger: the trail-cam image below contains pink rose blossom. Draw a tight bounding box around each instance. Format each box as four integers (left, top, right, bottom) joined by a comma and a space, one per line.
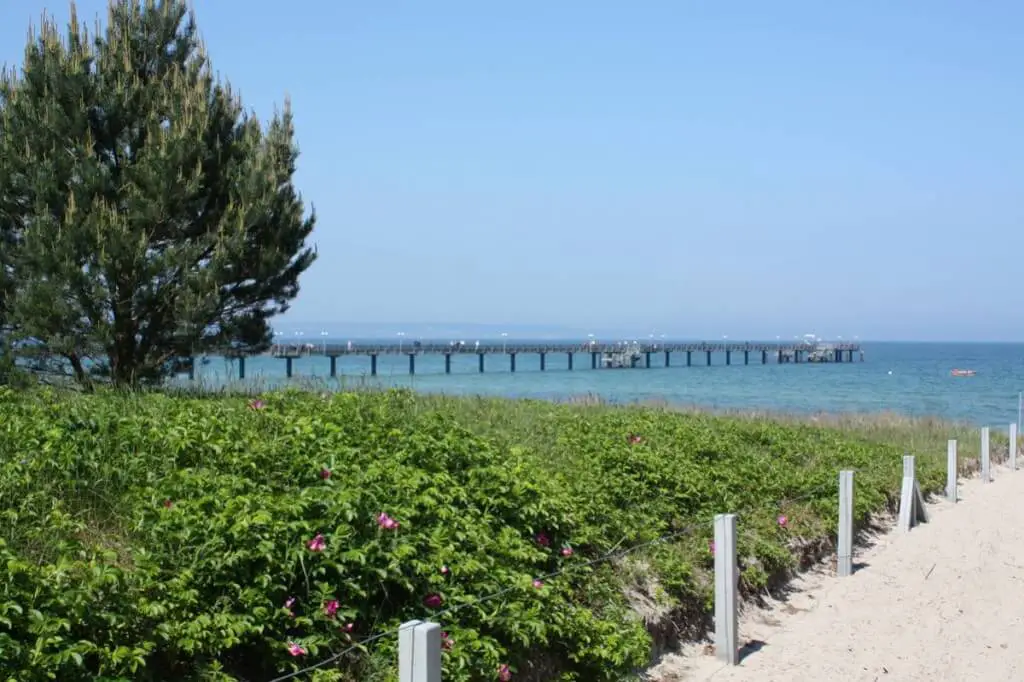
377, 512, 400, 530
441, 631, 453, 651
284, 597, 296, 609
532, 579, 543, 589
561, 546, 573, 557
320, 467, 331, 479
440, 565, 450, 575
777, 514, 788, 528
287, 642, 306, 657
498, 663, 512, 681
341, 622, 355, 633
162, 499, 173, 509
248, 399, 266, 410
306, 533, 326, 552
535, 532, 551, 547
323, 599, 340, 618
422, 593, 443, 609
709, 540, 716, 555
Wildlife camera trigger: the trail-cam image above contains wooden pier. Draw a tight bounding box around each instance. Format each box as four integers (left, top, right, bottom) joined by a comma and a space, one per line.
199, 340, 864, 380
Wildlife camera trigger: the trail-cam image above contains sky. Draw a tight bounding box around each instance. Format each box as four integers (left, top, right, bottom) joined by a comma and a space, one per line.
1, 1, 1022, 341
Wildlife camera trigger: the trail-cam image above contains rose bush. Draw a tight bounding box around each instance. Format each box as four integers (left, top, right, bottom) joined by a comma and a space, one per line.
0, 387, 946, 681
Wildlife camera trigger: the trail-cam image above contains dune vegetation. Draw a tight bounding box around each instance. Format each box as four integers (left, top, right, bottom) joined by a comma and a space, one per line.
0, 387, 995, 681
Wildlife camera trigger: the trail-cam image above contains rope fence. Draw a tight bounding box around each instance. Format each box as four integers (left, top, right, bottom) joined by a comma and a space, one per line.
269, 420, 1020, 682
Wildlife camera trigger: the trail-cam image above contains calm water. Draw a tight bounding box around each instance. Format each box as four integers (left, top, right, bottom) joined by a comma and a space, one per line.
180, 342, 1024, 426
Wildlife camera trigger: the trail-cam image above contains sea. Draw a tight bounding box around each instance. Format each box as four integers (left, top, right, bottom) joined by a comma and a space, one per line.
178, 341, 1024, 427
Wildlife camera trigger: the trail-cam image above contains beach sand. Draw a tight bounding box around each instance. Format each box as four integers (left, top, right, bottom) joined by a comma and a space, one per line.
648, 464, 1024, 682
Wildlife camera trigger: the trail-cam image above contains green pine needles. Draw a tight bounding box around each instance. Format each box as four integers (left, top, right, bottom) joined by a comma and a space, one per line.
0, 0, 316, 387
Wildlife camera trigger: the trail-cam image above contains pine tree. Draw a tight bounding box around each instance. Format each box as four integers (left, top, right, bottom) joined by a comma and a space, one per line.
0, 0, 316, 386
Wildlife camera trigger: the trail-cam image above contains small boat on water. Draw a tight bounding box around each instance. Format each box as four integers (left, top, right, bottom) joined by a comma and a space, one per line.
951, 369, 976, 377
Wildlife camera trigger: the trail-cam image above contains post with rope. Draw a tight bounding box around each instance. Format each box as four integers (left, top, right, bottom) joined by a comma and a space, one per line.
981, 426, 991, 483
897, 455, 928, 532
837, 470, 854, 577
1010, 423, 1018, 471
713, 513, 738, 665
399, 620, 442, 682
946, 439, 958, 503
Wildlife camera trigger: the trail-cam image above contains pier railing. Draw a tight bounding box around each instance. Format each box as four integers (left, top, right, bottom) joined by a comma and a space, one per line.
269, 341, 862, 357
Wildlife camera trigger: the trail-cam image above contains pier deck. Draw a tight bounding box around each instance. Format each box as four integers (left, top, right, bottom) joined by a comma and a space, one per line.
193, 340, 864, 380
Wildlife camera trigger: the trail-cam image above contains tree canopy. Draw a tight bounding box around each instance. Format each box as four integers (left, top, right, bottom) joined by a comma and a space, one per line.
0, 0, 316, 386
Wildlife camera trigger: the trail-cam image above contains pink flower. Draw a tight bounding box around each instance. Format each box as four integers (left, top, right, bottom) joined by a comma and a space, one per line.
440, 565, 450, 576
323, 599, 340, 618
248, 399, 266, 410
441, 631, 454, 651
341, 622, 355, 633
377, 512, 400, 530
561, 546, 573, 557
422, 593, 444, 609
535, 532, 551, 547
498, 663, 512, 681
287, 642, 306, 657
628, 433, 643, 444
777, 514, 788, 528
532, 579, 543, 589
162, 499, 173, 509
709, 540, 716, 555
320, 467, 331, 479
284, 597, 296, 609
306, 533, 326, 552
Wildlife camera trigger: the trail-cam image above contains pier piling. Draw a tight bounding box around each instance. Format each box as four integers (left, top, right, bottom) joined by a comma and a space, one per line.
444, 353, 451, 374
510, 353, 516, 373
539, 352, 546, 371
478, 353, 485, 373
238, 356, 246, 380
567, 352, 573, 370
328, 356, 335, 377
408, 354, 415, 375
285, 357, 293, 378
370, 354, 378, 376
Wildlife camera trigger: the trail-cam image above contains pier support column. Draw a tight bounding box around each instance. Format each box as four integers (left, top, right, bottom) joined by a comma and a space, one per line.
238, 356, 246, 380
408, 353, 416, 375
744, 350, 749, 365
187, 357, 195, 380
539, 352, 546, 371
567, 352, 573, 370
706, 350, 712, 366
665, 351, 671, 367
510, 353, 516, 373
686, 351, 691, 367
777, 350, 783, 363
592, 352, 598, 369
762, 350, 767, 364
478, 354, 485, 373
285, 357, 293, 378
370, 354, 378, 376
726, 350, 731, 365
794, 351, 801, 363
329, 356, 336, 377
444, 353, 452, 374
834, 349, 841, 363
645, 352, 651, 369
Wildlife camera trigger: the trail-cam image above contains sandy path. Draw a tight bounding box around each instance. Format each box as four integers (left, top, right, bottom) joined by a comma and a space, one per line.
667, 465, 1024, 682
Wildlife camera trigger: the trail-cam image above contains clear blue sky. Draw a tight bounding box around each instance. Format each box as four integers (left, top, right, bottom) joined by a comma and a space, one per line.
2, 1, 1022, 341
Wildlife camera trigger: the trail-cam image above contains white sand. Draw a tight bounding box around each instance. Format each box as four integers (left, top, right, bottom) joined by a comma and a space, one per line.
653, 465, 1024, 682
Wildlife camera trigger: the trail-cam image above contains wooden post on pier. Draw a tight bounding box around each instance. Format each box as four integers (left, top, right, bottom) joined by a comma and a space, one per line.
444, 354, 451, 374
370, 354, 378, 376
762, 350, 767, 364
665, 350, 671, 367
539, 352, 546, 371
285, 357, 293, 378
744, 350, 749, 365
478, 353, 485, 373
706, 350, 712, 366
510, 353, 516, 373
645, 352, 651, 368
725, 350, 731, 365
187, 357, 195, 380
567, 352, 573, 370
408, 353, 415, 375
329, 356, 336, 377
687, 351, 691, 366
591, 352, 598, 369
238, 356, 245, 380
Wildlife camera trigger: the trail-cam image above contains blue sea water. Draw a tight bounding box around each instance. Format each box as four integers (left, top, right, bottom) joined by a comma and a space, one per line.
181, 342, 1024, 427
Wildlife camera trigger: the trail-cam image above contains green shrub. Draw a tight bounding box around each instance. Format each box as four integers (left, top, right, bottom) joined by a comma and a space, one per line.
0, 387, 950, 681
